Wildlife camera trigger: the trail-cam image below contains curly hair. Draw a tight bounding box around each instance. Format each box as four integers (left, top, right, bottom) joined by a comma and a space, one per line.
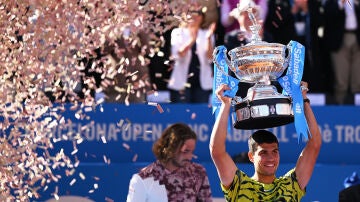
152, 123, 197, 164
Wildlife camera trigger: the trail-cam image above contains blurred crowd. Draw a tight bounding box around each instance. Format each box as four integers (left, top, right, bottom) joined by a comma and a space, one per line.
64, 0, 360, 105
146, 0, 360, 105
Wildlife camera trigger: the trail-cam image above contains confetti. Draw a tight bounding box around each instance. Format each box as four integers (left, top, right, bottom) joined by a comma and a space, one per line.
69, 178, 77, 186
79, 172, 86, 180
105, 197, 114, 202
101, 135, 107, 144
122, 143, 130, 150
132, 154, 138, 162
0, 0, 204, 200
156, 104, 164, 113
148, 102, 158, 106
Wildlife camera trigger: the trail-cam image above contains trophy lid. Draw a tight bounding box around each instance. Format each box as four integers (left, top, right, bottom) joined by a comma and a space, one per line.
227, 5, 289, 83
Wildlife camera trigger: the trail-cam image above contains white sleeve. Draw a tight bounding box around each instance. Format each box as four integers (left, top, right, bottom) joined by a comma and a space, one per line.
257, 0, 268, 22
220, 0, 233, 27
126, 174, 147, 202
171, 28, 183, 54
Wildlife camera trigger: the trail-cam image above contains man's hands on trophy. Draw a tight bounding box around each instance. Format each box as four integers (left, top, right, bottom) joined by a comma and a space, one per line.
215, 84, 233, 105
216, 82, 310, 106
300, 81, 309, 99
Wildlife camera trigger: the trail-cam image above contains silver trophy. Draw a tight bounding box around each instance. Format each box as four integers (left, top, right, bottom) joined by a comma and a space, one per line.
213, 6, 294, 129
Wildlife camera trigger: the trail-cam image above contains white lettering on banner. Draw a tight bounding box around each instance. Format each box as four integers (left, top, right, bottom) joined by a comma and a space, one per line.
121, 123, 163, 141
293, 47, 301, 85
108, 124, 117, 141
321, 124, 332, 143
215, 68, 224, 88
51, 123, 210, 142
230, 129, 252, 142
335, 125, 360, 143
281, 76, 291, 95
83, 123, 95, 140
188, 124, 209, 142
84, 123, 118, 141
272, 126, 290, 143
225, 126, 289, 143
50, 122, 360, 144
96, 123, 106, 137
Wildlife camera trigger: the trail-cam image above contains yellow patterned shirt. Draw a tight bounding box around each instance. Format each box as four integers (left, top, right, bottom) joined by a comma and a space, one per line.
221, 169, 305, 202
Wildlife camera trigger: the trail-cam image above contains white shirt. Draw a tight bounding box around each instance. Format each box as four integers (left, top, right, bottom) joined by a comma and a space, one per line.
126, 174, 168, 202
339, 0, 358, 30
167, 27, 214, 91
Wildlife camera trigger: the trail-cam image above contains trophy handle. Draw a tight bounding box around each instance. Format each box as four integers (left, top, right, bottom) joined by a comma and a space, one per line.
284, 43, 292, 68
213, 46, 231, 77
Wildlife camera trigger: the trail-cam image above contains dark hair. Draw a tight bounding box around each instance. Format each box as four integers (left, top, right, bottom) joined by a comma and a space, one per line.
152, 123, 197, 164
248, 130, 279, 154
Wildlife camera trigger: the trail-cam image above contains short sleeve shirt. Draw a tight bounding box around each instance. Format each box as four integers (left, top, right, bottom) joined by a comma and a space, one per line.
127, 160, 212, 202
221, 169, 305, 202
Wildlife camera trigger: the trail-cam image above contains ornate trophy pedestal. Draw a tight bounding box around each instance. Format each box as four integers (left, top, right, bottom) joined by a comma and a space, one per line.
233, 83, 294, 129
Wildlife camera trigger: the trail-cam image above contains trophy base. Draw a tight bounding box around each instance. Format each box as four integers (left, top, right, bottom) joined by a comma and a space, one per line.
234, 97, 294, 129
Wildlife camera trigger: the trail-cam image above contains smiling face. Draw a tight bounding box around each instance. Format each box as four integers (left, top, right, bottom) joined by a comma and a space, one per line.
187, 11, 203, 28
249, 142, 280, 183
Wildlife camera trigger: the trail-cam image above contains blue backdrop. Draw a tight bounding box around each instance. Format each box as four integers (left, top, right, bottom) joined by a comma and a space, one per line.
30, 104, 360, 201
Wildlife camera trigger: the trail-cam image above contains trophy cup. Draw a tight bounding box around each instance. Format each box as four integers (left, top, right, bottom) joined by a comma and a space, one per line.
213, 6, 295, 130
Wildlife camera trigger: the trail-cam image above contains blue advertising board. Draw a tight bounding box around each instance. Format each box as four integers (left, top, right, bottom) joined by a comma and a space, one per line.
51, 103, 360, 164
27, 103, 360, 201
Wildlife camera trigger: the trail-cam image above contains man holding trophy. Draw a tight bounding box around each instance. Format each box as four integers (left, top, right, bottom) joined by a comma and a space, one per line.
209, 1, 322, 201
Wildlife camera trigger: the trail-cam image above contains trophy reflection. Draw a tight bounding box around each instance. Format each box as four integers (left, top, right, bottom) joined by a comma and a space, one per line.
213, 6, 294, 130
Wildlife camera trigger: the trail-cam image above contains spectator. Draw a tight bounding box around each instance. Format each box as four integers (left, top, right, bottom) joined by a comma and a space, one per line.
223, 0, 265, 98
307, 0, 333, 93
126, 123, 212, 202
221, 0, 267, 42
263, 0, 296, 45
224, 0, 264, 51
263, 0, 314, 91
100, 28, 151, 104
148, 29, 173, 91
167, 9, 216, 103
292, 0, 312, 83
339, 171, 360, 201
221, 0, 241, 35
323, 0, 360, 105
148, 0, 219, 97
199, 0, 220, 29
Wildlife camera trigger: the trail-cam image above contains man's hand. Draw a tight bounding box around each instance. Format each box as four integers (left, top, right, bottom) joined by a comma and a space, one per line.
300, 81, 309, 99
215, 84, 233, 105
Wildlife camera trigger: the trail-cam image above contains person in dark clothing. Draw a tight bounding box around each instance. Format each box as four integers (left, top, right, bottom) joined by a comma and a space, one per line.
323, 0, 360, 104
263, 0, 296, 45
339, 171, 360, 202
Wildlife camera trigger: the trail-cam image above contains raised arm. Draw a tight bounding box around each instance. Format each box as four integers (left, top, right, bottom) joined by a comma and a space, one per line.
295, 82, 322, 190
209, 84, 238, 188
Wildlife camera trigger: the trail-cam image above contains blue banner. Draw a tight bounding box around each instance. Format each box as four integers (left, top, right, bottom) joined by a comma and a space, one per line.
212, 46, 239, 115
48, 103, 360, 165
27, 103, 360, 202
278, 41, 309, 141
